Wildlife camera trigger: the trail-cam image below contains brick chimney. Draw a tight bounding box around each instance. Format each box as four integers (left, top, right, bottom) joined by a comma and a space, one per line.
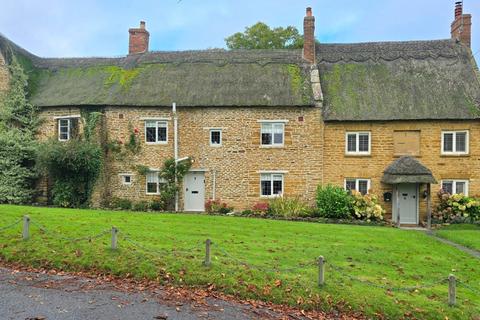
129, 21, 150, 54
303, 7, 316, 64
451, 1, 472, 48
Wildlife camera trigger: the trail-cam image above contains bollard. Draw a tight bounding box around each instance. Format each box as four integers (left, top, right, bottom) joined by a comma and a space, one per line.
204, 239, 211, 266
111, 227, 118, 250
318, 256, 325, 286
448, 274, 456, 306
22, 215, 30, 240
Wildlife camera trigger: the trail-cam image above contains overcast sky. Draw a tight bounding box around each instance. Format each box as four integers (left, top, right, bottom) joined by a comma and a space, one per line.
0, 0, 479, 58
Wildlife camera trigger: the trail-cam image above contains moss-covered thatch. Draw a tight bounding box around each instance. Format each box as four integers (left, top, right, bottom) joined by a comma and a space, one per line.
317, 40, 480, 121
0, 34, 313, 107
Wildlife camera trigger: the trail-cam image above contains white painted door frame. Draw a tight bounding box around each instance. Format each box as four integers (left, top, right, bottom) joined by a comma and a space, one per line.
393, 183, 419, 225
184, 171, 206, 212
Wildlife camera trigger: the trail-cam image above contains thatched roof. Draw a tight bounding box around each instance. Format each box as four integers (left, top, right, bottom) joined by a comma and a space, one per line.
318, 40, 480, 121
382, 156, 437, 184
0, 34, 313, 108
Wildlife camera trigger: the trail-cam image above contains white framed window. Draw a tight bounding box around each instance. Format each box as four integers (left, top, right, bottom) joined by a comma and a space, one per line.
145, 120, 168, 144
210, 129, 222, 146
58, 119, 71, 141
260, 173, 284, 197
119, 174, 133, 185
146, 171, 167, 195
441, 131, 469, 155
441, 180, 469, 195
261, 122, 284, 146
344, 178, 371, 195
345, 132, 371, 155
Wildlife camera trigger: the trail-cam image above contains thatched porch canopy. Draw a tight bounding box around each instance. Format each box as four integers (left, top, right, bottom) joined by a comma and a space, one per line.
381, 156, 437, 184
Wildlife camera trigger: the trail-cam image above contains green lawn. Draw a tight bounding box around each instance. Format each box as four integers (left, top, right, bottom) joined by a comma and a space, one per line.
436, 224, 480, 251
0, 205, 479, 319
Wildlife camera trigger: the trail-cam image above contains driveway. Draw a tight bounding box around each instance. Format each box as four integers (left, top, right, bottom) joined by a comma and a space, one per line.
0, 267, 297, 320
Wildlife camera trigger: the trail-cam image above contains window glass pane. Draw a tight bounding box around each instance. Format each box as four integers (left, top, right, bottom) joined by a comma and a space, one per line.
146, 172, 159, 183
123, 176, 131, 184
347, 134, 356, 152
442, 181, 453, 194
455, 182, 465, 194
146, 121, 156, 128
147, 183, 158, 194
345, 180, 356, 192
261, 181, 272, 196
261, 133, 272, 145
273, 180, 283, 195
273, 124, 283, 144
146, 127, 156, 142
261, 124, 273, 145
455, 132, 466, 152
358, 180, 369, 195
358, 134, 369, 152
443, 133, 453, 152
210, 131, 221, 145
157, 127, 167, 142
59, 119, 70, 140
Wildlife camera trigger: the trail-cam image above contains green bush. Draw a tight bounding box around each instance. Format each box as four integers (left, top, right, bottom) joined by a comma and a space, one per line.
241, 209, 253, 216
149, 199, 164, 211
133, 201, 149, 212
268, 196, 311, 218
37, 139, 103, 208
315, 185, 352, 219
110, 197, 132, 210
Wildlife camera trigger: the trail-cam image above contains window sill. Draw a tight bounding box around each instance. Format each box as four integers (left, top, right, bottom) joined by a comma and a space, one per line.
344, 153, 371, 157
210, 144, 222, 148
145, 142, 168, 145
260, 195, 283, 198
146, 193, 161, 196
260, 145, 284, 149
440, 154, 470, 157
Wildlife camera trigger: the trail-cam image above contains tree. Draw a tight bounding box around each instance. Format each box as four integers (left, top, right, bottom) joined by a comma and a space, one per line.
225, 22, 303, 49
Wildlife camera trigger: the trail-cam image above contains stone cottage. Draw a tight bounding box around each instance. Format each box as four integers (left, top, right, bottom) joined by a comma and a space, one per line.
0, 3, 479, 225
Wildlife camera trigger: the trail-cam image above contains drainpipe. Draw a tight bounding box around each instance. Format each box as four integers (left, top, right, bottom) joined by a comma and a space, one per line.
212, 170, 216, 200
173, 102, 179, 212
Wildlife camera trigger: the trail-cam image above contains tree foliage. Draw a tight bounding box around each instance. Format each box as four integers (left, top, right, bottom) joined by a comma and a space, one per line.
0, 56, 38, 204
159, 158, 192, 210
225, 22, 303, 49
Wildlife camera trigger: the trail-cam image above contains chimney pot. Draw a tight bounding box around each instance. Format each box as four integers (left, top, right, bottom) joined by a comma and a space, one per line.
455, 1, 463, 19
140, 21, 146, 29
451, 2, 472, 48
306, 7, 312, 17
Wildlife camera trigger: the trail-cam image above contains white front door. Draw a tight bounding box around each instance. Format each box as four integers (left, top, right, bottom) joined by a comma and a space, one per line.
184, 172, 205, 212
393, 184, 419, 224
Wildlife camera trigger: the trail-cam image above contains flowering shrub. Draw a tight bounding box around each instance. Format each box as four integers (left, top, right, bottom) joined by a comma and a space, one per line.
268, 196, 311, 218
350, 190, 385, 221
205, 199, 233, 214
252, 202, 269, 215
434, 190, 480, 223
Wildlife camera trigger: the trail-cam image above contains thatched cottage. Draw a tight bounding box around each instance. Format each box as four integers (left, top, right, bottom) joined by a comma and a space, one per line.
0, 4, 479, 225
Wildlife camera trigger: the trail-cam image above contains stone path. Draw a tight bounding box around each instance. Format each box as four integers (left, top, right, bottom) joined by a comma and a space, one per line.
426, 232, 480, 259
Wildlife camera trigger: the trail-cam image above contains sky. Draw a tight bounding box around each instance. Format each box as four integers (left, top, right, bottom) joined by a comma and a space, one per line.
0, 0, 479, 58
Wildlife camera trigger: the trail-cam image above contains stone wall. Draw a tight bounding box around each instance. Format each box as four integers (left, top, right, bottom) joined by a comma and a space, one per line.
323, 120, 480, 222
37, 106, 324, 210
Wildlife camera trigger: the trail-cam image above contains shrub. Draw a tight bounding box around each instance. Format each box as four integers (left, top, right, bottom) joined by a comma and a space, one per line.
110, 197, 132, 210
268, 196, 311, 218
252, 202, 269, 215
315, 185, 352, 219
205, 199, 233, 214
433, 190, 480, 223
132, 201, 149, 212
350, 190, 385, 221
241, 209, 253, 216
150, 199, 164, 211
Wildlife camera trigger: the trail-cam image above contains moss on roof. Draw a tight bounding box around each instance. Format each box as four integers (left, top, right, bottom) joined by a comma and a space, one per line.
317, 40, 480, 121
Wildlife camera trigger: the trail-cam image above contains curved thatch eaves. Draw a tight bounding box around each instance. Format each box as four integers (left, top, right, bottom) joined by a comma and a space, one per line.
381, 156, 437, 184
318, 39, 480, 121
0, 34, 314, 108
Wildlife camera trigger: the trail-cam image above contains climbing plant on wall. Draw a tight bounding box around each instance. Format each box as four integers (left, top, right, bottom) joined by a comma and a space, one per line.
37, 109, 103, 208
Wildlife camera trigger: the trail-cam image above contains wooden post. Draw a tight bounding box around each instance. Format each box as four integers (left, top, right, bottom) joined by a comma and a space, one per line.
111, 227, 118, 250
396, 187, 401, 228
427, 183, 432, 230
22, 215, 30, 240
204, 239, 211, 266
318, 256, 325, 286
448, 274, 456, 306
